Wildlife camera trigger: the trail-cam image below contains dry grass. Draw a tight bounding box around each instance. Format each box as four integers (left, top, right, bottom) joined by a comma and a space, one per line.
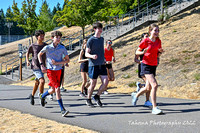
0, 108, 97, 133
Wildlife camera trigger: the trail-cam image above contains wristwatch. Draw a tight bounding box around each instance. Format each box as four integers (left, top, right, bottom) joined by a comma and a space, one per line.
40, 62, 43, 66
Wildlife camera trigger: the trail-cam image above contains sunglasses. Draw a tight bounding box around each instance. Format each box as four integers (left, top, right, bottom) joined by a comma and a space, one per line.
108, 41, 112, 45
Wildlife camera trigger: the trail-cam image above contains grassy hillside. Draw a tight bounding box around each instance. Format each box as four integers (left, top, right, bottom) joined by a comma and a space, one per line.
61, 5, 200, 100
12, 6, 200, 100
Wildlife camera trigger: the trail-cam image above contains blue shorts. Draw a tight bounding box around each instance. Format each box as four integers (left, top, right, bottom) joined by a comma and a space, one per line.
141, 63, 157, 77
33, 69, 44, 80
88, 65, 107, 79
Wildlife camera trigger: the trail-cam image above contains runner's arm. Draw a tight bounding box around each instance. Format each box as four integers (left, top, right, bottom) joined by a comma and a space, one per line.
38, 51, 47, 73
78, 50, 89, 63
85, 47, 97, 59
136, 47, 147, 55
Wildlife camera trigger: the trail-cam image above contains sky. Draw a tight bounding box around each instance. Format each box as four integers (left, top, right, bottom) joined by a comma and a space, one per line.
1, 0, 64, 14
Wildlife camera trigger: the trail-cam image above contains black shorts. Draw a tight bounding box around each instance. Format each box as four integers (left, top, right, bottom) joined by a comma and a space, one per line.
141, 63, 157, 77
80, 64, 88, 72
138, 64, 144, 78
105, 63, 112, 69
88, 65, 107, 79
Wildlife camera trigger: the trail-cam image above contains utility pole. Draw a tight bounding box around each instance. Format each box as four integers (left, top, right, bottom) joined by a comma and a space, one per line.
5, 22, 13, 43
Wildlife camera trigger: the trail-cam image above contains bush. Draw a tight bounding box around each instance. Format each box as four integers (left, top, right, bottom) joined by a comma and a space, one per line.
158, 14, 165, 23
195, 61, 200, 65
123, 54, 127, 57
194, 54, 200, 58
170, 58, 179, 63
135, 69, 138, 74
31, 77, 35, 80
194, 73, 200, 80
158, 10, 170, 23
181, 69, 189, 73
128, 82, 137, 87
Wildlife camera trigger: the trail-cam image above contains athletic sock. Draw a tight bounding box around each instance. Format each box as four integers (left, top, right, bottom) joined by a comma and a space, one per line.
42, 91, 49, 98
58, 99, 65, 111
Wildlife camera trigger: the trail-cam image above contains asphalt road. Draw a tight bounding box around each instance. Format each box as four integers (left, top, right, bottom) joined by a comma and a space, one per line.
0, 84, 200, 133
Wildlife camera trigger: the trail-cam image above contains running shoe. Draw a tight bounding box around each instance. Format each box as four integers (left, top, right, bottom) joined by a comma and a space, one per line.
60, 87, 67, 92
47, 94, 53, 101
132, 93, 138, 106
93, 94, 103, 107
29, 94, 34, 105
61, 109, 69, 117
86, 99, 95, 108
131, 92, 136, 97
103, 90, 108, 95
144, 101, 152, 106
40, 94, 46, 107
152, 107, 163, 115
136, 82, 141, 92
79, 92, 86, 97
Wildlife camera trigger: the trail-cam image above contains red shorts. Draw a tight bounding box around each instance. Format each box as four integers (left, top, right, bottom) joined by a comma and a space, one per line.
47, 69, 62, 88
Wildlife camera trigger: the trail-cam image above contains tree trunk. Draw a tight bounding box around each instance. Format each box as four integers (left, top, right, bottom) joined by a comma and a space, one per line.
82, 26, 85, 39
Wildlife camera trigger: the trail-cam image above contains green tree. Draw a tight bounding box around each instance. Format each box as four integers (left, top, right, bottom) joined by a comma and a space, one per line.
52, 6, 57, 16
11, 0, 38, 40
0, 9, 6, 35
54, 0, 110, 39
37, 0, 55, 32
109, 0, 138, 16
56, 3, 62, 12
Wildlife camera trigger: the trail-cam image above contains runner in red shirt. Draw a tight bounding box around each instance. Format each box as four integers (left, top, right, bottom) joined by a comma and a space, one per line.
104, 40, 116, 94
132, 23, 164, 115
133, 32, 152, 107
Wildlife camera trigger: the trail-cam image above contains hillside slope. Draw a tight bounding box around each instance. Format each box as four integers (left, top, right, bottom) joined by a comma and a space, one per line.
13, 6, 200, 100
63, 5, 200, 100
0, 26, 82, 72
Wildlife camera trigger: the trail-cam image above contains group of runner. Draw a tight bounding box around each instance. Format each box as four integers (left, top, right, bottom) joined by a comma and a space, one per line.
26, 22, 164, 116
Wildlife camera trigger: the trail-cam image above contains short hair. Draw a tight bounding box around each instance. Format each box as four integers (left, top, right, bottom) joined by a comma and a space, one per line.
51, 31, 62, 38
35, 30, 45, 39
93, 22, 103, 29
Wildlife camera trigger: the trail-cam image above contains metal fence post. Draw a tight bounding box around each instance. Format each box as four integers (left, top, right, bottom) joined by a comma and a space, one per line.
18, 44, 23, 81
161, 0, 164, 15
133, 14, 135, 28
175, 0, 177, 10
142, 12, 144, 23
134, 10, 136, 23
116, 17, 119, 37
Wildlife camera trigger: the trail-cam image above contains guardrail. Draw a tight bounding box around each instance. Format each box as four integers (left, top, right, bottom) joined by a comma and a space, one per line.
101, 0, 197, 40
